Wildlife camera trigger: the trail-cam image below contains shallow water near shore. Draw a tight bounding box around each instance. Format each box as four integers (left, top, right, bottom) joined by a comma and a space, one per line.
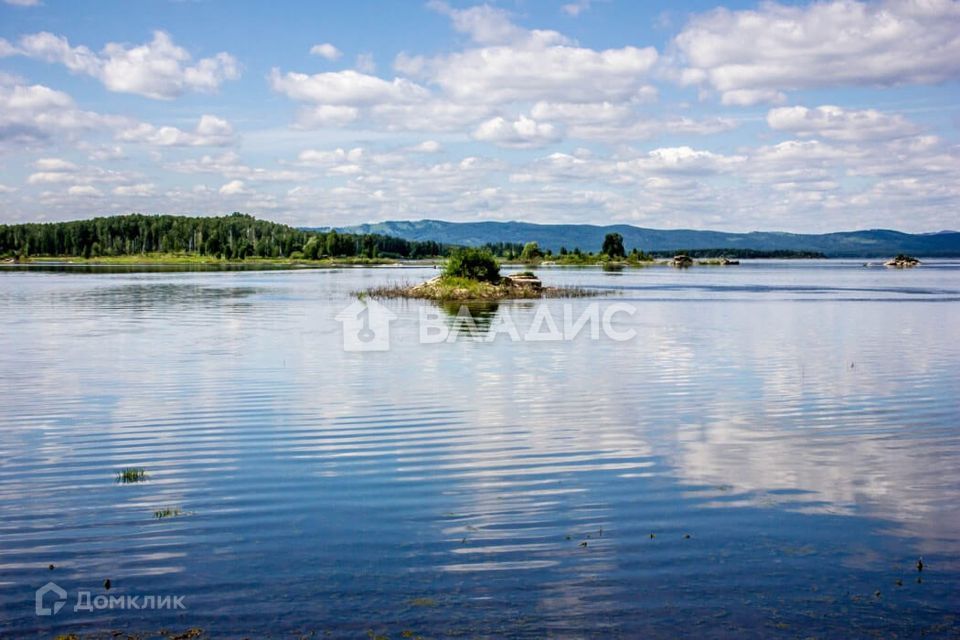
1, 260, 959, 638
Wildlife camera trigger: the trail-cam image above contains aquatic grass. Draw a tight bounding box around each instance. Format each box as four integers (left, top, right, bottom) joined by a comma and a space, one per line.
540, 285, 602, 298
408, 597, 438, 607
153, 506, 185, 519
52, 630, 206, 640
367, 629, 425, 640
116, 467, 147, 484
364, 276, 605, 301
362, 279, 413, 298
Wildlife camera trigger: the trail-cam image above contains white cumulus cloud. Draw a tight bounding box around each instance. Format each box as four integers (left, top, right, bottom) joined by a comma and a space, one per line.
11, 30, 239, 99
422, 39, 658, 105
409, 140, 442, 153
309, 43, 341, 60
0, 80, 128, 145
218, 179, 249, 196
472, 115, 561, 148
767, 105, 921, 142
561, 1, 593, 18
674, 0, 960, 104
426, 1, 530, 45
118, 114, 235, 147
67, 185, 103, 197
269, 68, 428, 105
113, 183, 156, 197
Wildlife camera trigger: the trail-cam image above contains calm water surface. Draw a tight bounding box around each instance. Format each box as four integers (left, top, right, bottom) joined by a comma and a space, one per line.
1, 261, 958, 638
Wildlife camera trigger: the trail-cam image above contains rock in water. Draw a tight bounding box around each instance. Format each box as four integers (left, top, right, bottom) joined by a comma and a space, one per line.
884, 254, 921, 268
502, 273, 542, 292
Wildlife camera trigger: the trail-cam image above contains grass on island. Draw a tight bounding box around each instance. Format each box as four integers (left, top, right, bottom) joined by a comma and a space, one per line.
365, 247, 604, 301
366, 276, 600, 301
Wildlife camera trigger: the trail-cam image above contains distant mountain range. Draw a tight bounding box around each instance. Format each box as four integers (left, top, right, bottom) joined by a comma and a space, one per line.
333, 220, 960, 258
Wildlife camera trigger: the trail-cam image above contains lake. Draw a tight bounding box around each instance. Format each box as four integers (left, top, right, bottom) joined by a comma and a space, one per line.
1, 261, 958, 638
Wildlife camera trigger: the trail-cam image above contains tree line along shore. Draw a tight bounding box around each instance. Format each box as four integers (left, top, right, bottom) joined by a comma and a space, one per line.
0, 213, 827, 265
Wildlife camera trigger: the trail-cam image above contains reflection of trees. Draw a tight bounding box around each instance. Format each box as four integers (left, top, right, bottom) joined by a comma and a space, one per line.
436, 301, 501, 339
439, 300, 500, 320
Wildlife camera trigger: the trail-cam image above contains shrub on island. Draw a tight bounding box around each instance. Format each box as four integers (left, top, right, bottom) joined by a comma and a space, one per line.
443, 247, 501, 283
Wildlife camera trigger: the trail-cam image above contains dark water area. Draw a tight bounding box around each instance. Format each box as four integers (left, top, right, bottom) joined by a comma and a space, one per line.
1, 261, 958, 638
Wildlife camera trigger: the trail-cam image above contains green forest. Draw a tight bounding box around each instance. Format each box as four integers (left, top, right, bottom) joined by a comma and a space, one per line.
0, 213, 449, 260
0, 213, 826, 262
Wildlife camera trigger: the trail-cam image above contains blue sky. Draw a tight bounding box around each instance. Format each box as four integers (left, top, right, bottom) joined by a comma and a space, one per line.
1, 0, 958, 232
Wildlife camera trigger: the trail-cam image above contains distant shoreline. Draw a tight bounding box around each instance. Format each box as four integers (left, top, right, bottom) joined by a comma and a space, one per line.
1, 254, 943, 273
5, 214, 957, 261
2, 254, 407, 267
333, 219, 960, 258
1, 253, 828, 267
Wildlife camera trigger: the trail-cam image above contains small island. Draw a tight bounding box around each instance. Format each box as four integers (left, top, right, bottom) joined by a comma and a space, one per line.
885, 254, 921, 268
367, 248, 600, 301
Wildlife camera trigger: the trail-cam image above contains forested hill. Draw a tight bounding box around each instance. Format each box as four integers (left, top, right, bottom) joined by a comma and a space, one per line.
0, 213, 446, 260
338, 220, 960, 258
7, 213, 957, 260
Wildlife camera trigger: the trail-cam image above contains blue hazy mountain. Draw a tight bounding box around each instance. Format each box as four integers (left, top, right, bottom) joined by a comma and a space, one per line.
331, 220, 960, 257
